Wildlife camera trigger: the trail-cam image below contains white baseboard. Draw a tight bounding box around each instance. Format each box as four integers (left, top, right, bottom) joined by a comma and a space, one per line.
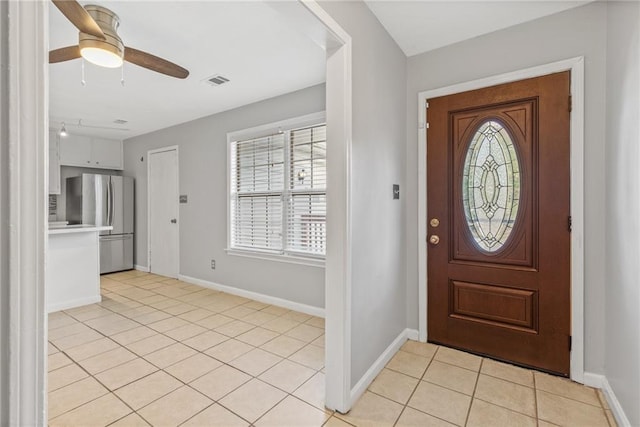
134, 265, 150, 273
584, 372, 632, 427
406, 328, 419, 341
582, 372, 604, 388
349, 328, 413, 407
47, 295, 102, 313
178, 274, 325, 318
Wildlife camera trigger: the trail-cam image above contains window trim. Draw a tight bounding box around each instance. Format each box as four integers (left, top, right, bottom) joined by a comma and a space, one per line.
226, 112, 326, 264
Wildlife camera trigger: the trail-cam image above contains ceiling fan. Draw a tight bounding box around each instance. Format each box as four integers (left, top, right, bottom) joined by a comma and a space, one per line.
49, 0, 189, 79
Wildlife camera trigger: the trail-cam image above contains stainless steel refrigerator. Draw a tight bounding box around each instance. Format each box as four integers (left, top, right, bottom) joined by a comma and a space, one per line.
66, 174, 134, 274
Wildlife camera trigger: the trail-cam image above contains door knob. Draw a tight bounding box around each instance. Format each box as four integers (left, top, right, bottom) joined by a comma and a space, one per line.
170, 219, 177, 224
429, 235, 440, 245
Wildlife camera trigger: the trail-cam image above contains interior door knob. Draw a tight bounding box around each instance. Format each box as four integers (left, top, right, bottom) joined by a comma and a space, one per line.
170, 219, 177, 224
429, 235, 440, 245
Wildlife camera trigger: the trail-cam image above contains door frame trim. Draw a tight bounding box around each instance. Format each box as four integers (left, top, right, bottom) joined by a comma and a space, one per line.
147, 145, 180, 278
2, 1, 48, 423
297, 2, 354, 412
417, 56, 585, 383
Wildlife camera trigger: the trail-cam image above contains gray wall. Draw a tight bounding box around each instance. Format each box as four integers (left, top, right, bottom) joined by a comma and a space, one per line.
604, 2, 640, 425
0, 0, 8, 421
319, 1, 408, 388
124, 84, 326, 309
406, 2, 608, 374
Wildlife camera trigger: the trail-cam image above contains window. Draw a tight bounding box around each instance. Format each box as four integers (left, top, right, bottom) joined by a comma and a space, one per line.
229, 117, 326, 261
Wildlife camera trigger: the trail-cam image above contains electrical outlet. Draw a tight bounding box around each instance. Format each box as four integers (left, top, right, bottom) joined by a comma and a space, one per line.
211, 259, 216, 270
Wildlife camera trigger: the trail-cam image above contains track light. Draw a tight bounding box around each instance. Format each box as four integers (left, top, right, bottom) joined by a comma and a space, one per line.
59, 122, 68, 137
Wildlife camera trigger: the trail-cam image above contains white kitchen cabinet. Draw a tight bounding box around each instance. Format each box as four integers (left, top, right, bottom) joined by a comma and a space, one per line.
59, 133, 123, 170
48, 130, 61, 194
59, 133, 92, 166
91, 137, 123, 169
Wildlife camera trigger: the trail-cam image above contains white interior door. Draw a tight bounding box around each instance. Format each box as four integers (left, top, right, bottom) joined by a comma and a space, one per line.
148, 147, 179, 278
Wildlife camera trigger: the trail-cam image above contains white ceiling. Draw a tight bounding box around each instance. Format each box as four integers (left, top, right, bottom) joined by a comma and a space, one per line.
49, 1, 326, 140
365, 0, 592, 57
50, 1, 594, 141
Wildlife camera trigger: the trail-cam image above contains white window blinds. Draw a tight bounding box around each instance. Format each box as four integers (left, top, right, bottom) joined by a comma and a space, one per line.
287, 125, 326, 256
230, 134, 285, 252
229, 123, 326, 258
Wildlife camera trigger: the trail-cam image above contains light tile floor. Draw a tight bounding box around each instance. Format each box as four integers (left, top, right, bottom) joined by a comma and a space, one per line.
48, 271, 616, 426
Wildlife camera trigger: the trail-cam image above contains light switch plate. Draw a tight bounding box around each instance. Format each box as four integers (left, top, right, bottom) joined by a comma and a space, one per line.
393, 184, 400, 200
179, 195, 188, 203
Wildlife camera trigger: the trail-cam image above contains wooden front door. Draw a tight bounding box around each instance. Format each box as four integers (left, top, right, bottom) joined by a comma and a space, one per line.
426, 72, 571, 375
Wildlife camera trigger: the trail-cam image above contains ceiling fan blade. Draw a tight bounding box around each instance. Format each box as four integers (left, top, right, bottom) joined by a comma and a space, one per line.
124, 47, 189, 79
49, 45, 81, 63
51, 0, 106, 40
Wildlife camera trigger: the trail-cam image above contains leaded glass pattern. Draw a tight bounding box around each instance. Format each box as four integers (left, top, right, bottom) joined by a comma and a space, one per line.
462, 120, 521, 252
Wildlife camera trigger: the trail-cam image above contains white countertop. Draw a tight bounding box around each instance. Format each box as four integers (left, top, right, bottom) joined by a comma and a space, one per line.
48, 225, 113, 235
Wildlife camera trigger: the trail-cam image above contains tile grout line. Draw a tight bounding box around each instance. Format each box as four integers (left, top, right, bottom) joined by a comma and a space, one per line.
56, 275, 319, 372
106, 275, 294, 425
50, 365, 138, 424
534, 385, 611, 409
533, 370, 540, 426
250, 392, 309, 427
457, 371, 540, 421
50, 272, 328, 426
463, 357, 483, 426
118, 284, 320, 356
471, 396, 538, 421
51, 310, 191, 424
54, 273, 606, 427
391, 345, 439, 426
49, 335, 147, 420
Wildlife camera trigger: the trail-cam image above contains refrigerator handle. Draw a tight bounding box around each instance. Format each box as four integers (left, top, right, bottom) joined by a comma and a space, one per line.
109, 179, 115, 227
100, 234, 132, 241
105, 178, 111, 227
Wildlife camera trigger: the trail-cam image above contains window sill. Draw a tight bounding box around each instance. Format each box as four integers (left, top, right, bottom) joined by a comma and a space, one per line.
225, 248, 325, 268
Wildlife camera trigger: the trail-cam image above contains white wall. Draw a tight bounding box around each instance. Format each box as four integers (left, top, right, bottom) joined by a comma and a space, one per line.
319, 1, 408, 387
405, 2, 608, 374
123, 84, 326, 309
604, 2, 640, 425
0, 0, 8, 421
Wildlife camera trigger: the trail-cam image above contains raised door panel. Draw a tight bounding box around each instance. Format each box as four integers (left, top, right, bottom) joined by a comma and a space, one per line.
90, 138, 123, 170
59, 133, 92, 166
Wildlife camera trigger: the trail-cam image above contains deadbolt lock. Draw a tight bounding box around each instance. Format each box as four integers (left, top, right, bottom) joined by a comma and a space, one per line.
429, 235, 440, 245
430, 218, 440, 227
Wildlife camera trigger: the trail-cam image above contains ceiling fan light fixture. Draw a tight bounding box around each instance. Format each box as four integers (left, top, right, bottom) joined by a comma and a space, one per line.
78, 5, 124, 68
80, 45, 123, 68
50, 1, 190, 78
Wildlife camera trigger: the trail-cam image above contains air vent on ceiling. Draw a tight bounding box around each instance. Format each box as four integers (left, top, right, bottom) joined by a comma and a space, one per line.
204, 75, 230, 86
113, 119, 128, 125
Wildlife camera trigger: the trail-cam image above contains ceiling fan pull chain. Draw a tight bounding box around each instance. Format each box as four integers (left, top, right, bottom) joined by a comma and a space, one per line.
81, 58, 86, 86
121, 64, 125, 87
